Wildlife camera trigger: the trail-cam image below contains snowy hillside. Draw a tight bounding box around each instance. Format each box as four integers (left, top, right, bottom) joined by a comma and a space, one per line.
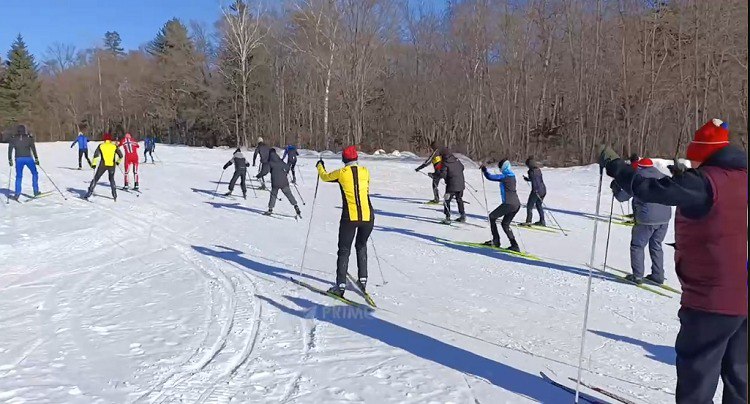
1, 142, 708, 403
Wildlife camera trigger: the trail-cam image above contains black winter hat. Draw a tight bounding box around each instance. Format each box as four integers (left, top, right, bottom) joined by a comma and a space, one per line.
16, 124, 28, 136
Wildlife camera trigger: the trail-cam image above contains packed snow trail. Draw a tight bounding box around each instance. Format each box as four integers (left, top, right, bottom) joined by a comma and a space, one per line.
1, 142, 712, 402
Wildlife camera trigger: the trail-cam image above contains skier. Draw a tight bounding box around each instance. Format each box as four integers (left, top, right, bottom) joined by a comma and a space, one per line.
316, 146, 373, 297
7, 124, 40, 200
222, 148, 249, 198
521, 157, 547, 226
418, 142, 466, 223
119, 133, 140, 190
416, 154, 444, 204
253, 137, 271, 190
282, 144, 299, 184
480, 159, 521, 252
264, 149, 301, 217
610, 158, 672, 284
143, 136, 156, 163
70, 131, 92, 169
84, 133, 123, 200
600, 118, 747, 404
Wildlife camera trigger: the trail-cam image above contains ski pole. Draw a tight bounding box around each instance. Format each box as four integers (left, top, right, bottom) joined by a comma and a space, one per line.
464, 180, 479, 193
480, 169, 491, 228
602, 194, 615, 271
535, 191, 567, 237
292, 182, 306, 205
298, 156, 322, 280
574, 168, 604, 403
38, 165, 67, 200
246, 173, 257, 198
370, 235, 387, 286
211, 169, 226, 199
5, 166, 12, 204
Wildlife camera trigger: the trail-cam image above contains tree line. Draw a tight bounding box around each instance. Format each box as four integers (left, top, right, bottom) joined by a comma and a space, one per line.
0, 0, 746, 165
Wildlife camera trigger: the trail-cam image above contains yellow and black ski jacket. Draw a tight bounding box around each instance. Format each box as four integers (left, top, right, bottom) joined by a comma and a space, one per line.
317, 162, 373, 222
92, 140, 123, 167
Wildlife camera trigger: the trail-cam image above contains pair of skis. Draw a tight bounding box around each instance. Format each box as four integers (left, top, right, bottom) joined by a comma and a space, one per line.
541, 370, 638, 404
291, 273, 376, 309
440, 239, 543, 261
605, 265, 681, 295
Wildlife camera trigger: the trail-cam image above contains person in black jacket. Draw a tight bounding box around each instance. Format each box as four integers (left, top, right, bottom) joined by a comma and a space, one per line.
253, 137, 272, 190
418, 142, 466, 223
223, 149, 249, 198
264, 149, 301, 217
522, 157, 547, 226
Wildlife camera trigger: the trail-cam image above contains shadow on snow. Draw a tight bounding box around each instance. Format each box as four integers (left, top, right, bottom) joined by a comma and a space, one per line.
591, 329, 676, 366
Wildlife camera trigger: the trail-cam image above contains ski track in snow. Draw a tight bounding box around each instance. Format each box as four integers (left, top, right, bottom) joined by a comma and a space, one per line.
0, 142, 719, 403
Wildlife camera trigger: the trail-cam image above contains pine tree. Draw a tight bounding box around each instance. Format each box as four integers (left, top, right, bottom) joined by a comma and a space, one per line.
0, 34, 40, 127
104, 31, 125, 56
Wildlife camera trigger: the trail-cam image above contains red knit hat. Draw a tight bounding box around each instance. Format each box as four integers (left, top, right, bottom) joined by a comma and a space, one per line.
102, 133, 113, 141
686, 119, 729, 163
342, 146, 358, 162
637, 158, 654, 168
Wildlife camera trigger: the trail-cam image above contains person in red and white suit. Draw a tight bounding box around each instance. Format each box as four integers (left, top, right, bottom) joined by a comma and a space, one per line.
119, 133, 140, 190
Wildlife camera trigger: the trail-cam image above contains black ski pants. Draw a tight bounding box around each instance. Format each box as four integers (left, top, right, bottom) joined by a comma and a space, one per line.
256, 163, 269, 187
676, 307, 747, 404
228, 170, 247, 195
289, 158, 297, 183
431, 174, 441, 201
144, 149, 155, 163
335, 220, 374, 287
489, 203, 519, 245
525, 192, 545, 224
443, 191, 465, 218
88, 165, 117, 198
78, 149, 92, 168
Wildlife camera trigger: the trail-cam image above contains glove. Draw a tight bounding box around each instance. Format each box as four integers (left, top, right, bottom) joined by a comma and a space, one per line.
414, 167, 421, 172
35, 159, 39, 166
116, 160, 121, 165
252, 163, 256, 167
598, 146, 619, 173
9, 160, 13, 167
427, 172, 434, 179
245, 163, 250, 167
480, 165, 487, 172
90, 163, 96, 169
523, 175, 530, 182
223, 162, 231, 170
667, 160, 688, 176
316, 159, 325, 169
609, 180, 622, 193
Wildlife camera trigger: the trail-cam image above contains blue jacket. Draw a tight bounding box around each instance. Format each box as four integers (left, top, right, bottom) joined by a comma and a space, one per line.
483, 162, 520, 206
283, 145, 298, 162
70, 133, 89, 150
612, 166, 672, 225
144, 137, 156, 150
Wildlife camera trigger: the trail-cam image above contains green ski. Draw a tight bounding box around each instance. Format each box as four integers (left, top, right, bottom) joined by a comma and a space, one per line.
346, 274, 377, 307
290, 277, 372, 309
440, 239, 543, 261
605, 265, 681, 294
586, 265, 672, 298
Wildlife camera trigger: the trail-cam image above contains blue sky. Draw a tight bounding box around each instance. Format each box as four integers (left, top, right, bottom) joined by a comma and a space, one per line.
0, 0, 222, 60
1, 0, 447, 61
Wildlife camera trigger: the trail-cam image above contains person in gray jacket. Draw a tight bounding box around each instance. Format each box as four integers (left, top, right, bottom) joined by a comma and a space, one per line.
253, 137, 272, 190
264, 149, 301, 217
223, 148, 249, 198
611, 158, 672, 284
522, 157, 547, 226
7, 124, 41, 200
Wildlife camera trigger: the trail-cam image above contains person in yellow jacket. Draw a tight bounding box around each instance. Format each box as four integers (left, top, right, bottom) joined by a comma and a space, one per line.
83, 133, 123, 201
316, 145, 374, 297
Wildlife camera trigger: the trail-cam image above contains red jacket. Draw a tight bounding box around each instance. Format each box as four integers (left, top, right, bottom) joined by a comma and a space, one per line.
120, 137, 140, 157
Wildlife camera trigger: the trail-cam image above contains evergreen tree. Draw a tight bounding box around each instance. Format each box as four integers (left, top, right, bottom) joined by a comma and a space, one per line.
0, 34, 40, 127
104, 31, 125, 56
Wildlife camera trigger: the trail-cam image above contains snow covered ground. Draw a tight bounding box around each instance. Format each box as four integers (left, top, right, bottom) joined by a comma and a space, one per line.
0, 142, 707, 403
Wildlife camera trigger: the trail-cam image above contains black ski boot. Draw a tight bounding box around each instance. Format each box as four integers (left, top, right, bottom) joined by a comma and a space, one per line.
10, 194, 20, 202
224, 190, 232, 196
507, 239, 521, 252
33, 190, 42, 197
455, 215, 467, 223
82, 190, 92, 200
533, 221, 546, 227
440, 217, 452, 225
133, 182, 139, 191
624, 274, 643, 285
645, 274, 663, 285
242, 193, 247, 200
294, 205, 302, 217
356, 278, 367, 292
327, 284, 346, 297
483, 240, 500, 248
122, 184, 129, 190
263, 209, 273, 216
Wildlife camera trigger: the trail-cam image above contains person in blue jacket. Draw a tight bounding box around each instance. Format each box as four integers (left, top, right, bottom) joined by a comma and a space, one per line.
282, 144, 299, 184
70, 131, 92, 169
143, 136, 156, 163
481, 159, 521, 251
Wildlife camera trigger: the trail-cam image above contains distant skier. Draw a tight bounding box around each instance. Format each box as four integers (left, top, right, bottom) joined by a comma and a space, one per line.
417, 142, 466, 223
600, 119, 747, 404
282, 144, 299, 184
223, 148, 249, 198
70, 131, 92, 169
264, 149, 301, 217
522, 157, 547, 226
7, 124, 40, 200
481, 159, 520, 252
316, 146, 373, 297
253, 137, 271, 190
83, 133, 123, 200
611, 158, 672, 284
416, 153, 445, 204
119, 133, 140, 190
143, 136, 156, 163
